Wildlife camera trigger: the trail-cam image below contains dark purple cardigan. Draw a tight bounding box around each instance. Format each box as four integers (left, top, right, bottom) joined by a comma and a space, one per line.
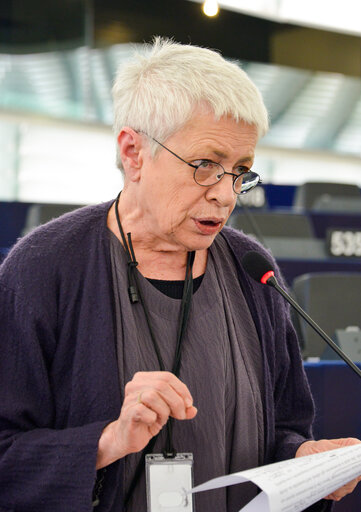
0, 201, 330, 512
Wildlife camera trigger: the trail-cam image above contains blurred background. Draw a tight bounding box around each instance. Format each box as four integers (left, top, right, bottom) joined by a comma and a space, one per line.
1, 0, 360, 205
0, 1, 361, 508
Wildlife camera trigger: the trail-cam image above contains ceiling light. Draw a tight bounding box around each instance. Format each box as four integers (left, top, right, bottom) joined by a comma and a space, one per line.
202, 0, 219, 17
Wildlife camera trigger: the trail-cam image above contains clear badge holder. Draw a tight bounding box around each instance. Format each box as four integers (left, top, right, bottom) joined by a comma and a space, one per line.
145, 453, 194, 512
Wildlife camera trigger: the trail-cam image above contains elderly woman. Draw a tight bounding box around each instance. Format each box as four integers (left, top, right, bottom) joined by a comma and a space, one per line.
0, 38, 359, 512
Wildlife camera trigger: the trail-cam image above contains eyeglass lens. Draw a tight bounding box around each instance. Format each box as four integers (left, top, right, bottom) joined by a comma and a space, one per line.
194, 163, 260, 195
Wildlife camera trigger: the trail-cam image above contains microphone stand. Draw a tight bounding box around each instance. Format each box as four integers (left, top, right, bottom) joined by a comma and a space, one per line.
267, 274, 361, 380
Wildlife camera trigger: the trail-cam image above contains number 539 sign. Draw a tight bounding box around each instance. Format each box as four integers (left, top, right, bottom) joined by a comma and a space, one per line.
327, 229, 361, 257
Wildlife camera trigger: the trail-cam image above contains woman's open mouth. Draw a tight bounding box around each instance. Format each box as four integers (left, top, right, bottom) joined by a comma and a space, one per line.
193, 218, 223, 235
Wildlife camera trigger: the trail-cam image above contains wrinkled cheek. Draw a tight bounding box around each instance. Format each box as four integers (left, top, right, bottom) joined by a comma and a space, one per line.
161, 198, 188, 234
166, 211, 190, 237
167, 214, 181, 235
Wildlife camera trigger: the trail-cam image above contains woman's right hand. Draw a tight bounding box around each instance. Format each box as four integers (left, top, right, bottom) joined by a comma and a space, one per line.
96, 371, 197, 469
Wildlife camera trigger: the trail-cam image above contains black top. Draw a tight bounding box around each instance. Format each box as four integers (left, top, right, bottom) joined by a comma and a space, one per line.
147, 274, 204, 299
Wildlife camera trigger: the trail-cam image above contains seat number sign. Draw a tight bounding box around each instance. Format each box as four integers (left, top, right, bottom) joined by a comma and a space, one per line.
327, 228, 361, 257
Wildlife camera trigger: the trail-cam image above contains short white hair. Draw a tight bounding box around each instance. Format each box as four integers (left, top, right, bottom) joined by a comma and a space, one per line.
112, 37, 269, 170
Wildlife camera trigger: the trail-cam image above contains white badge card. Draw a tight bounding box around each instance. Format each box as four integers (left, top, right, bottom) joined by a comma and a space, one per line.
146, 453, 194, 512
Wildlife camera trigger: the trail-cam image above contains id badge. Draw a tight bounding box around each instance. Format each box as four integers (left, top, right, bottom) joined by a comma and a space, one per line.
145, 453, 194, 512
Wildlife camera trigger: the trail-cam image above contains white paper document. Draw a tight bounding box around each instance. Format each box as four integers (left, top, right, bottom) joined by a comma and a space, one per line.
189, 444, 361, 512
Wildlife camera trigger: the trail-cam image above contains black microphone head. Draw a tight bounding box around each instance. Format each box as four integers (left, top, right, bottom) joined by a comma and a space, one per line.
241, 250, 275, 284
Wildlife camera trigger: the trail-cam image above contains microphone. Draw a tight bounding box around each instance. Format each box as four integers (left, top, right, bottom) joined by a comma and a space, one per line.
241, 250, 361, 380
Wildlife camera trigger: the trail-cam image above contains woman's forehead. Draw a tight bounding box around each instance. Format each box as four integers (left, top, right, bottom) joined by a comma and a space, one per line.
168, 115, 258, 156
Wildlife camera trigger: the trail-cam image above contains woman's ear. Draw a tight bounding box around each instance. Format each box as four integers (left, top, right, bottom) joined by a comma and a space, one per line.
117, 128, 144, 181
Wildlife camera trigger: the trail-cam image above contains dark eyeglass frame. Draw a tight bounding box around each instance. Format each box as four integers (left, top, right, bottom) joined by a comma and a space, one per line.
146, 135, 261, 195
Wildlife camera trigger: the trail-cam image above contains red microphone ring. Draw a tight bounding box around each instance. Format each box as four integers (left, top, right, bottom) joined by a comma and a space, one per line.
261, 270, 275, 284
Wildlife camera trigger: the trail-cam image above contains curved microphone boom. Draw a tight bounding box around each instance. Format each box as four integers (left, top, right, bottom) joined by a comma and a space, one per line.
241, 250, 361, 380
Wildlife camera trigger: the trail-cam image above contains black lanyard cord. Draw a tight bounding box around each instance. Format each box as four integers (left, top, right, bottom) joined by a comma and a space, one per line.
172, 250, 194, 377
113, 194, 195, 508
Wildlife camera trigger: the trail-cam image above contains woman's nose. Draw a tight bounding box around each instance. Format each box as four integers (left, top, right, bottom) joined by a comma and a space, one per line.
205, 174, 236, 207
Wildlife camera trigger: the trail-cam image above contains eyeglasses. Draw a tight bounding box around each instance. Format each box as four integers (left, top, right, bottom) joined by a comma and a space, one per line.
147, 135, 261, 195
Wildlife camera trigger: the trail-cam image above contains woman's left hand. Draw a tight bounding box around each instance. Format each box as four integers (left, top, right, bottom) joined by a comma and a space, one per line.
295, 437, 361, 501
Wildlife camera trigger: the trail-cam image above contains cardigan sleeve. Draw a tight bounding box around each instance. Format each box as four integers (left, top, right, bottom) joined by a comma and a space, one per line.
0, 283, 109, 512
272, 314, 315, 461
